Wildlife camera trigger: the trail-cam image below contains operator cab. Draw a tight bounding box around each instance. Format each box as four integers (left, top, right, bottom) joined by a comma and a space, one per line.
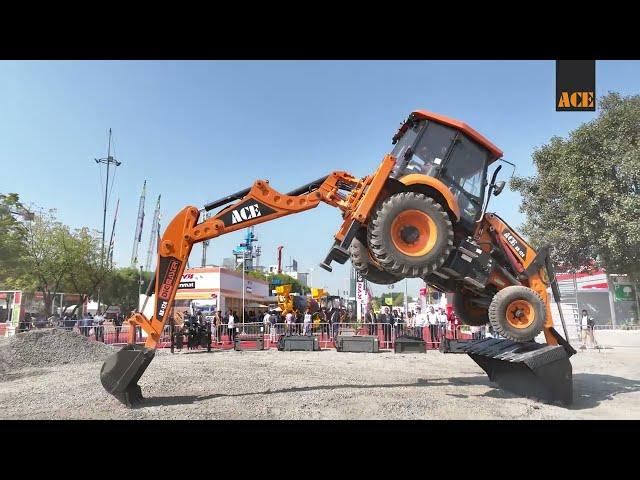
390, 110, 503, 232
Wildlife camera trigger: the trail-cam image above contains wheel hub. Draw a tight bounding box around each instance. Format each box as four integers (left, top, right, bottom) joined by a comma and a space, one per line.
506, 300, 535, 329
399, 225, 420, 244
390, 209, 438, 257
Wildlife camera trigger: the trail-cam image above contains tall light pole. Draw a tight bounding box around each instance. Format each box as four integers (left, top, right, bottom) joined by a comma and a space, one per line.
94, 128, 121, 314
309, 267, 314, 289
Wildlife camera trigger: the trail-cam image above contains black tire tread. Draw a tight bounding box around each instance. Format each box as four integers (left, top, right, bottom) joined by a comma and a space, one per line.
349, 237, 400, 285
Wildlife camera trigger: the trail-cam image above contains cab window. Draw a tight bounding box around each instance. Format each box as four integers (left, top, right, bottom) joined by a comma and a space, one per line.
404, 122, 457, 177
442, 136, 488, 199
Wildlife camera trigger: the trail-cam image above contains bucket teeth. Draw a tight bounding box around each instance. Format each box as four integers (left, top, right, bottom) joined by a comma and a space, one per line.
463, 338, 573, 405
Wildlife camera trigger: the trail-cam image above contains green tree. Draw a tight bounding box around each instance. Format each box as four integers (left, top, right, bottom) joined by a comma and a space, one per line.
61, 226, 111, 316
511, 92, 640, 281
0, 193, 30, 287
393, 293, 405, 307
101, 267, 153, 314
17, 208, 73, 315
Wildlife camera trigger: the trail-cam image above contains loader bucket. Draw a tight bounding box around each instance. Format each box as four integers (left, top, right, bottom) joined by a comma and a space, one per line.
100, 344, 156, 407
462, 338, 573, 405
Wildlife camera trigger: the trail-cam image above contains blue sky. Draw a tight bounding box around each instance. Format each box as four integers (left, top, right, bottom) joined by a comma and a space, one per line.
1, 60, 638, 298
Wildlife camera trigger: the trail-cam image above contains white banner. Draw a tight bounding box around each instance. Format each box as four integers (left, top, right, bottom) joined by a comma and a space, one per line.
356, 281, 365, 304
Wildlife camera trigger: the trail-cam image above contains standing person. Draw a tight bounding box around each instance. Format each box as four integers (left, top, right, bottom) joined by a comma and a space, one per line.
580, 309, 597, 349
437, 308, 448, 341
285, 310, 295, 335
413, 307, 425, 338
365, 308, 374, 336
426, 306, 438, 347
379, 307, 392, 346
267, 311, 277, 343
303, 308, 313, 336
262, 309, 271, 337
114, 313, 123, 343
295, 309, 303, 334
330, 307, 341, 340
213, 311, 222, 344
320, 308, 330, 338
83, 312, 94, 337
396, 310, 405, 336
452, 313, 460, 339
406, 311, 414, 335
94, 311, 105, 343
227, 311, 236, 344
222, 310, 229, 340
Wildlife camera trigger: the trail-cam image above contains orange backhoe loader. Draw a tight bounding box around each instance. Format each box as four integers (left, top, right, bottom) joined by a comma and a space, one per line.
100, 110, 575, 406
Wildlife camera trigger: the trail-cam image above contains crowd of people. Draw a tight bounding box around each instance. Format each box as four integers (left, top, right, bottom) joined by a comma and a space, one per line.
21, 301, 598, 350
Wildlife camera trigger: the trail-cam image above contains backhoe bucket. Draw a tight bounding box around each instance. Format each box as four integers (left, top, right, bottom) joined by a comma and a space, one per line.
100, 344, 156, 407
462, 338, 573, 405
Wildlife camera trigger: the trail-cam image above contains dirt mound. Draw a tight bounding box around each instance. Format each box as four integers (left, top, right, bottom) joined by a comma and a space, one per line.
0, 328, 115, 374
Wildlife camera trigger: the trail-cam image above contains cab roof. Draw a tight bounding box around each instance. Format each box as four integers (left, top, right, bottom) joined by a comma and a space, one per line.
411, 110, 503, 162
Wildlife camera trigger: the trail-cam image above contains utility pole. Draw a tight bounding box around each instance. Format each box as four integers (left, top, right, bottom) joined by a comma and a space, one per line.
94, 128, 121, 313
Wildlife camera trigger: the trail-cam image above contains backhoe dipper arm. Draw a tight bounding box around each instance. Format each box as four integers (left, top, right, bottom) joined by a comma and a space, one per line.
127, 156, 397, 349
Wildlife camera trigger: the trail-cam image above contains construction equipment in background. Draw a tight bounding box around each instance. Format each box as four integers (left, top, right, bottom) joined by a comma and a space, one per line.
101, 109, 575, 407
144, 195, 161, 272
130, 180, 146, 267
107, 198, 120, 269
275, 284, 319, 316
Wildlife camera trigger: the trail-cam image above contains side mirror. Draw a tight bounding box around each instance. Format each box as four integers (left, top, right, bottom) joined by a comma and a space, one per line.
493, 181, 506, 196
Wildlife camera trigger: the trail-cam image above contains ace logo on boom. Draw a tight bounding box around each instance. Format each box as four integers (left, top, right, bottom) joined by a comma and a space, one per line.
231, 204, 262, 224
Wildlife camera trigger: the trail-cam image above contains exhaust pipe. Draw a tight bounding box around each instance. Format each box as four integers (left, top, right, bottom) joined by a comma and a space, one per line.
463, 337, 573, 405
100, 344, 156, 407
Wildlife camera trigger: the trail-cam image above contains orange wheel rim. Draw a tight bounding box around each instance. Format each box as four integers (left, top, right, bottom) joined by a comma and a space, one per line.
390, 209, 437, 257
506, 300, 535, 329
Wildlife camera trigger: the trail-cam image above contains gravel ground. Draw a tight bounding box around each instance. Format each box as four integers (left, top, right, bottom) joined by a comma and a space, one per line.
0, 329, 115, 375
1, 332, 638, 419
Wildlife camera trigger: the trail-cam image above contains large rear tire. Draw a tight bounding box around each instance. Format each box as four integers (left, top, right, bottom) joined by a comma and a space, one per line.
368, 192, 453, 277
349, 237, 401, 285
452, 289, 489, 326
488, 286, 546, 342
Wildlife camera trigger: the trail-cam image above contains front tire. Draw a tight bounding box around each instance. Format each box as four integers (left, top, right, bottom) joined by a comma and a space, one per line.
368, 192, 453, 277
349, 236, 401, 285
488, 286, 546, 342
452, 289, 490, 326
